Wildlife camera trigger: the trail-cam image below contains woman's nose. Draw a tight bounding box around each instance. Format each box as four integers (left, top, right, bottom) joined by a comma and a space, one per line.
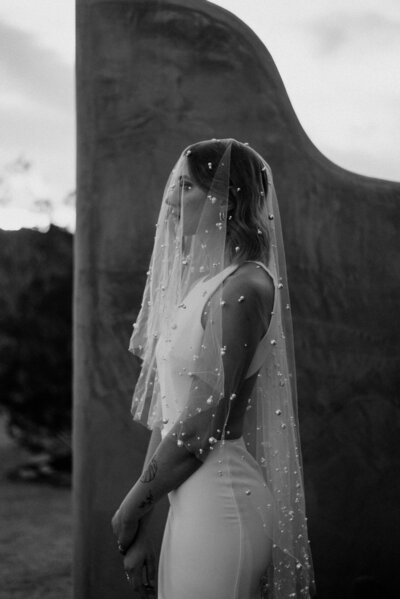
165, 194, 180, 209
165, 197, 181, 220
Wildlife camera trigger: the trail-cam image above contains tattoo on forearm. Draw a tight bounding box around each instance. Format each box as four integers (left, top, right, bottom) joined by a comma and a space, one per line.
139, 490, 154, 509
140, 457, 158, 483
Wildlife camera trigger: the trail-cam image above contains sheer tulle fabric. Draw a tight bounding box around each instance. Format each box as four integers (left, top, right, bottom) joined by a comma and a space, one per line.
129, 139, 314, 597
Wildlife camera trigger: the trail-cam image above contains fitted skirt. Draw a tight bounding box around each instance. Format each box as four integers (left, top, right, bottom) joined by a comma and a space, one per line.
158, 437, 273, 599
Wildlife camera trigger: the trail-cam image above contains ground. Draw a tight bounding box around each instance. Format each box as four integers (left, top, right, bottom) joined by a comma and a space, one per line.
0, 419, 72, 599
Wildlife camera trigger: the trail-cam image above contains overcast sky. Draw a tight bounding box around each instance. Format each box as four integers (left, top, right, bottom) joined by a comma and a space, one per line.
0, 0, 399, 230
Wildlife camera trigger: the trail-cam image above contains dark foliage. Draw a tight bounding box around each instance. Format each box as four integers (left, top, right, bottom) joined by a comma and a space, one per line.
0, 225, 73, 453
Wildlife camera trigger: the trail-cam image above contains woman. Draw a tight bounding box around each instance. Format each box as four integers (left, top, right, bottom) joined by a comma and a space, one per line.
112, 139, 314, 598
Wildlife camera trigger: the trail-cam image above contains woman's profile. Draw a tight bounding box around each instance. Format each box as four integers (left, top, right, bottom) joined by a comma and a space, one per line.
112, 138, 314, 598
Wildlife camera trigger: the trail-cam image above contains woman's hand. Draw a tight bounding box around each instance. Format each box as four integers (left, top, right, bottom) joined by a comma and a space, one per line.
111, 507, 139, 554
123, 528, 157, 597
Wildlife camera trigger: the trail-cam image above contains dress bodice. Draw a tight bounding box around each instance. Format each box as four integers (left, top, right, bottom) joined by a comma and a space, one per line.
155, 261, 275, 437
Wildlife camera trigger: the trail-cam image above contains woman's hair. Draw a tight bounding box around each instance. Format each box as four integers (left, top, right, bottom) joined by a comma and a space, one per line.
185, 138, 270, 264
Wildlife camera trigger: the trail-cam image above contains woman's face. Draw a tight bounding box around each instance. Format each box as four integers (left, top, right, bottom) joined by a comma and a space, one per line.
166, 158, 207, 236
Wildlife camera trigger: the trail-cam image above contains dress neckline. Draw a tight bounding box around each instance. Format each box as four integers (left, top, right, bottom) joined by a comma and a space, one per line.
201, 263, 238, 283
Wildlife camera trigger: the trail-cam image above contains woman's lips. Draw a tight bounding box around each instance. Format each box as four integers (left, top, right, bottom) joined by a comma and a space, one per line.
166, 205, 180, 219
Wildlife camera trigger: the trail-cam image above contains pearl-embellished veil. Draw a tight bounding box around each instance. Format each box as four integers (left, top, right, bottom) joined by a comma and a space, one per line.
129, 139, 314, 598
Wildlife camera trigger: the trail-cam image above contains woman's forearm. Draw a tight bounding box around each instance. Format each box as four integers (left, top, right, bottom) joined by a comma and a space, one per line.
125, 426, 162, 536
143, 426, 162, 468
118, 433, 202, 523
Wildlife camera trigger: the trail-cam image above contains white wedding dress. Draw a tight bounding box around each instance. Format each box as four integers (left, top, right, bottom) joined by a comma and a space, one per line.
155, 262, 274, 599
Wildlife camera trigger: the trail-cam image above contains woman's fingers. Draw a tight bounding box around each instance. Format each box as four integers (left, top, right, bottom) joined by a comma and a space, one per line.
123, 544, 146, 581
118, 528, 135, 551
125, 563, 152, 599
125, 572, 148, 599
111, 507, 139, 536
123, 541, 156, 597
112, 514, 139, 551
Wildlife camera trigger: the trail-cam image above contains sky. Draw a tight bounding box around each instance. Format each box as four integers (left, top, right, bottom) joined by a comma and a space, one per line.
0, 0, 399, 231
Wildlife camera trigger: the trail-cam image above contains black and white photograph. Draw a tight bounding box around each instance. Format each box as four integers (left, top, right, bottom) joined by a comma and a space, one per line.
1, 1, 399, 598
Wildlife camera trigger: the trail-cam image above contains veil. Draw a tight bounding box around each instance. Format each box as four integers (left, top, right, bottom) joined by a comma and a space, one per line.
129, 139, 314, 598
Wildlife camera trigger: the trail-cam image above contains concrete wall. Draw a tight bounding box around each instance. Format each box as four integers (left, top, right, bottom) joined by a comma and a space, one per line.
74, 1, 400, 597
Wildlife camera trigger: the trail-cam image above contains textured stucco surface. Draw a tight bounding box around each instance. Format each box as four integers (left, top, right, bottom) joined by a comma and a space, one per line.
75, 1, 400, 597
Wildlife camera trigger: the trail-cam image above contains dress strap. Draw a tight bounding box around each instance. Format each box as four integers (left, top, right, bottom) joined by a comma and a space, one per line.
198, 264, 240, 303
244, 260, 276, 285
182, 264, 240, 324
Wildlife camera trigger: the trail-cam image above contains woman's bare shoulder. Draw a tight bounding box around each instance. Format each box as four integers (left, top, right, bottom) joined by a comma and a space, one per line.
215, 262, 274, 339
203, 262, 274, 333
223, 262, 274, 306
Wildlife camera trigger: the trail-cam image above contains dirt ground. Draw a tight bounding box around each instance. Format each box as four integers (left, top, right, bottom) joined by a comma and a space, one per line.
0, 420, 72, 599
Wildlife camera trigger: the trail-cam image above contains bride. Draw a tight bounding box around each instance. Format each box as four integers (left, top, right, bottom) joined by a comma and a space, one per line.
112, 139, 314, 598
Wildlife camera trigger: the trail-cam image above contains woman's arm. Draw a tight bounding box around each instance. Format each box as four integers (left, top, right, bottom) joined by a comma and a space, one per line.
113, 431, 201, 549
132, 425, 162, 533
112, 427, 162, 545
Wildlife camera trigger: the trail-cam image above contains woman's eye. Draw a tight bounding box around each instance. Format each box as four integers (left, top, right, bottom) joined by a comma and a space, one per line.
180, 181, 192, 190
